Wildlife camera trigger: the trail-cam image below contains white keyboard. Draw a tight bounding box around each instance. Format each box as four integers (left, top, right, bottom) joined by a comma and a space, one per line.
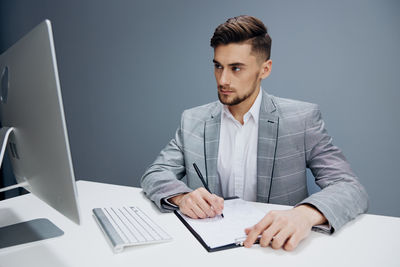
93, 207, 172, 253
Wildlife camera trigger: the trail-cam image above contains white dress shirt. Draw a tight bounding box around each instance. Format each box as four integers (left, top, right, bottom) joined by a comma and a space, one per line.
217, 89, 262, 201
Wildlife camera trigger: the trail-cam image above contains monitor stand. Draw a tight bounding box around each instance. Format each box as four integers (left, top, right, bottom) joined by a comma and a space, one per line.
0, 127, 64, 249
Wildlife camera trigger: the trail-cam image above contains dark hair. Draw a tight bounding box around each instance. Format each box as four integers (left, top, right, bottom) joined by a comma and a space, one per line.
210, 15, 271, 61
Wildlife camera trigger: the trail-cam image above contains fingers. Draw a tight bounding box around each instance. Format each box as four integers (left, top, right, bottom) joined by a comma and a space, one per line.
243, 209, 311, 251
197, 194, 221, 217
283, 233, 301, 251
190, 200, 208, 218
179, 193, 209, 218
206, 193, 224, 215
259, 221, 281, 247
244, 214, 273, 247
270, 227, 294, 249
183, 206, 198, 219
179, 188, 224, 219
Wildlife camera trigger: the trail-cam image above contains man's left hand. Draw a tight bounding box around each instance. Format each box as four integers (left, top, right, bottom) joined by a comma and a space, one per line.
244, 205, 327, 251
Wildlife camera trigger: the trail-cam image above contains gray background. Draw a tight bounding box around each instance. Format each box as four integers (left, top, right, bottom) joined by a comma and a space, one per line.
0, 0, 399, 217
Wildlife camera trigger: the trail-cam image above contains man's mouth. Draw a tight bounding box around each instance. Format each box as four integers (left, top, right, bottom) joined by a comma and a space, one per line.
219, 88, 234, 95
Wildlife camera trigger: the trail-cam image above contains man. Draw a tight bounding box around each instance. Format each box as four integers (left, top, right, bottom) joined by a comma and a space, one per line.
141, 15, 368, 251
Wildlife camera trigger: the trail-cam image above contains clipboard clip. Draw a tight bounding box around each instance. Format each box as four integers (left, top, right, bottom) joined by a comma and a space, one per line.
234, 235, 276, 247
234, 236, 261, 246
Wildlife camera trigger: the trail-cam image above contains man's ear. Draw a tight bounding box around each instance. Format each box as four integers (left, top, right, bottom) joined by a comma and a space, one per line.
260, 59, 272, 80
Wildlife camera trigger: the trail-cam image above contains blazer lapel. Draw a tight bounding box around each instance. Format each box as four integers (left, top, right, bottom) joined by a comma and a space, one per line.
204, 105, 222, 196
257, 91, 279, 203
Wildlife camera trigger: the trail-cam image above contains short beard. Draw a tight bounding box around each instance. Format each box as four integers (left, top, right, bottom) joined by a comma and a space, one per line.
218, 89, 252, 106
218, 78, 259, 106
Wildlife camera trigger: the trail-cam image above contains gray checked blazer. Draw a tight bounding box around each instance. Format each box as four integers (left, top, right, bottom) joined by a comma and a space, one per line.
141, 90, 368, 232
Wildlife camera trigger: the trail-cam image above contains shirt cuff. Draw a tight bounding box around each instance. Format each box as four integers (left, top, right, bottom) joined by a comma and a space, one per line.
160, 193, 182, 210
312, 223, 333, 234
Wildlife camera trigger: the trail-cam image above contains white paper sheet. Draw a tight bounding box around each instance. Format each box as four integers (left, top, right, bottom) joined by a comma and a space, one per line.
177, 199, 268, 249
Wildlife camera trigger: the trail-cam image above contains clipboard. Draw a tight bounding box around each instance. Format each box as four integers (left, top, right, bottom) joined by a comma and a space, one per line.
174, 197, 266, 252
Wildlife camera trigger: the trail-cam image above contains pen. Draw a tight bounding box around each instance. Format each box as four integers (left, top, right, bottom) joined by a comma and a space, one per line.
192, 163, 224, 218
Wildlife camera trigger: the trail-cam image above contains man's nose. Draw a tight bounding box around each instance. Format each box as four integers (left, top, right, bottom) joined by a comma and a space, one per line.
218, 69, 230, 87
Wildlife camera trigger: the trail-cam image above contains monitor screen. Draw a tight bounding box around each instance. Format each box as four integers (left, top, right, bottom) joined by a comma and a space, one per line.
0, 20, 80, 248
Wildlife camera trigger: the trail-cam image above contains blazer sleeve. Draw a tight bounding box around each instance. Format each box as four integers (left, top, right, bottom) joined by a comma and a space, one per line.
140, 113, 192, 212
296, 105, 368, 233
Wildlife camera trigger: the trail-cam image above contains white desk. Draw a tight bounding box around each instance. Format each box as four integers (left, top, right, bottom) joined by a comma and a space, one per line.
0, 181, 399, 267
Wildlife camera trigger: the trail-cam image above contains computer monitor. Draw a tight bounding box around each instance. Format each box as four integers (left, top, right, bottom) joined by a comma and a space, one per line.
0, 20, 80, 249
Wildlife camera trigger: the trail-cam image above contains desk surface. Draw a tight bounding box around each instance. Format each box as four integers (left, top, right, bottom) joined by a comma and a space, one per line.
0, 180, 399, 267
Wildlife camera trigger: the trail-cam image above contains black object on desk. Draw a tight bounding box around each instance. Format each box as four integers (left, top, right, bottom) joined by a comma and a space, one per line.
174, 196, 241, 252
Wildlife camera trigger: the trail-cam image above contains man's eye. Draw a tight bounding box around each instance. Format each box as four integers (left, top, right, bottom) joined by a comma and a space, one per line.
214, 64, 222, 69
232, 66, 241, 72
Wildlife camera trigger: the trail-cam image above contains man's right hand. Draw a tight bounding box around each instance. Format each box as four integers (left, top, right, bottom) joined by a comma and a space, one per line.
169, 188, 224, 219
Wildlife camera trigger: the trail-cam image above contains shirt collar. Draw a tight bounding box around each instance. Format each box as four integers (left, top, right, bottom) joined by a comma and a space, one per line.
221, 87, 263, 124
248, 88, 262, 124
